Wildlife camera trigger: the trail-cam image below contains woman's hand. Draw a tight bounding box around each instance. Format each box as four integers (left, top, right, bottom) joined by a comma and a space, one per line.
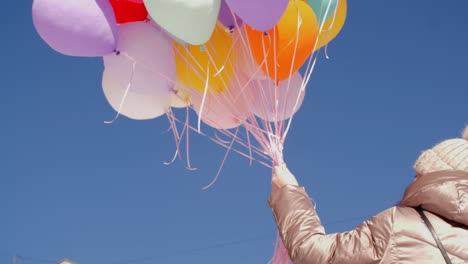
272, 163, 299, 192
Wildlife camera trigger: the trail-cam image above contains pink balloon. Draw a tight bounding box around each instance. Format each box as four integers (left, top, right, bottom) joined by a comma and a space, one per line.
233, 29, 267, 80
247, 72, 305, 122
187, 73, 252, 130
224, 0, 288, 31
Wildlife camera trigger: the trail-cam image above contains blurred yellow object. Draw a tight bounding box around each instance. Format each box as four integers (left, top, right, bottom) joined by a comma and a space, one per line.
174, 24, 236, 94
316, 0, 347, 49
57, 260, 74, 264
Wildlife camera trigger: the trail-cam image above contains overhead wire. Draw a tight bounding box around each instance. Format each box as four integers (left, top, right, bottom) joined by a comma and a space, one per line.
11, 213, 373, 264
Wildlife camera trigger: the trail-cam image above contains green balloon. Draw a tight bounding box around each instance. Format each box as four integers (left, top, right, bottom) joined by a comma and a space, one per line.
307, 0, 338, 25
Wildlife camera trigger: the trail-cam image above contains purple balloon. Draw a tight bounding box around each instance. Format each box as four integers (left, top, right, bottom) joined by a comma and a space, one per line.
218, 0, 242, 30
32, 0, 118, 57
224, 0, 288, 31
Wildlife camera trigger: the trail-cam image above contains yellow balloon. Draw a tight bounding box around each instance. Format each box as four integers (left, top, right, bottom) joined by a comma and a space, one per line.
316, 0, 347, 49
174, 24, 236, 94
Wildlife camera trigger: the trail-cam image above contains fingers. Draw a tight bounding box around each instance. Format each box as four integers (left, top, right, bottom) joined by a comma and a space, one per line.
272, 162, 299, 189
273, 163, 292, 177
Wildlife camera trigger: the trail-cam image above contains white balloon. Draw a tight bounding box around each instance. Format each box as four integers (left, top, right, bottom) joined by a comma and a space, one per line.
102, 22, 175, 120
248, 72, 305, 122
144, 0, 221, 45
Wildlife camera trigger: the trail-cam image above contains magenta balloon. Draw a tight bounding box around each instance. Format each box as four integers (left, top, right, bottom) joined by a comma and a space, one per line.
218, 0, 242, 29
224, 0, 288, 31
32, 0, 118, 57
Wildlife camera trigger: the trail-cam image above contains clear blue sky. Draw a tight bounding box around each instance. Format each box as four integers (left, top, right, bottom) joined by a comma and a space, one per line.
2, 1, 467, 263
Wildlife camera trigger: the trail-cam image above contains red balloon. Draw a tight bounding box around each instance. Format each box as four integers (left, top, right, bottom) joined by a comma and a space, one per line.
110, 0, 148, 24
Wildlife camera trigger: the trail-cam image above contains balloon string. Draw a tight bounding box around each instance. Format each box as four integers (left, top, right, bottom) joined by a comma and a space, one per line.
277, 0, 302, 138
202, 127, 239, 190
210, 138, 271, 168
274, 0, 302, 135
173, 45, 207, 88
285, 0, 329, 133
324, 44, 330, 60
202, 43, 252, 132
164, 102, 196, 170
104, 58, 136, 124
215, 121, 268, 155
198, 64, 210, 133
248, 117, 273, 156
185, 106, 197, 170
164, 110, 181, 165
234, 119, 273, 157
212, 28, 237, 78
205, 28, 274, 161
236, 27, 268, 81
163, 12, 338, 169
254, 26, 276, 133
282, 0, 335, 141
321, 0, 335, 32
272, 24, 279, 134
204, 40, 232, 94
322, 0, 339, 59
214, 131, 232, 144
170, 114, 272, 166
213, 65, 225, 77
257, 33, 275, 142
165, 109, 197, 170
301, 0, 336, 87
215, 125, 270, 160
98, 19, 338, 172
245, 126, 254, 167
283, 55, 318, 141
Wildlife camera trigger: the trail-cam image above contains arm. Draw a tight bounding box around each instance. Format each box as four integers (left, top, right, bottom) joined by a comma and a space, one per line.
269, 165, 393, 264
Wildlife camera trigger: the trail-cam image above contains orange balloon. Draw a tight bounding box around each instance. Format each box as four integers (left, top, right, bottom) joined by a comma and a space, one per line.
246, 0, 319, 81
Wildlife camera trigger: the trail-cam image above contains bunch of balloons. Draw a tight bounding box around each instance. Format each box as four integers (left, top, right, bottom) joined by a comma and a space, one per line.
33, 1, 346, 262
33, 0, 346, 162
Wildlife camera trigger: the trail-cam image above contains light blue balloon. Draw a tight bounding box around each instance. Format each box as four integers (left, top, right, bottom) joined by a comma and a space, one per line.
307, 0, 338, 26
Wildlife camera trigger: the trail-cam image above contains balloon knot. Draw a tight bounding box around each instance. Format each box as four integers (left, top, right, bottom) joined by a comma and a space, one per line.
263, 32, 269, 36
114, 49, 120, 55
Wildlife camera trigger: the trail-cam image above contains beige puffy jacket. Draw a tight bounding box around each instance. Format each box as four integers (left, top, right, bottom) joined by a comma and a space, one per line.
268, 170, 468, 264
